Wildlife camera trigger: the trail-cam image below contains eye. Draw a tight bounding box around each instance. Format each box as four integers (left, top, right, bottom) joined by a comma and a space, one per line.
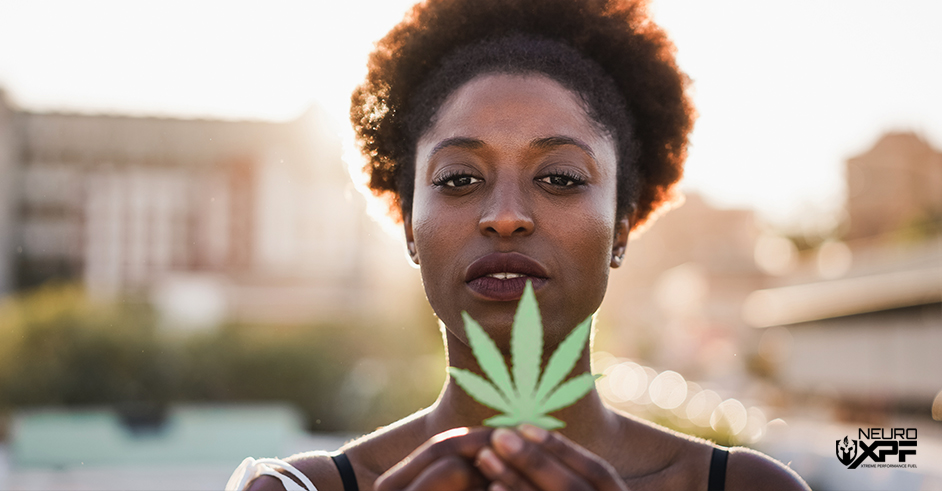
537, 171, 586, 188
432, 172, 482, 188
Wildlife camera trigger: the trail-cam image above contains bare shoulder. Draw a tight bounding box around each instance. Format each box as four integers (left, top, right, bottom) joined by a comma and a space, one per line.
726, 447, 810, 491
245, 415, 430, 491
605, 411, 809, 491
243, 452, 343, 491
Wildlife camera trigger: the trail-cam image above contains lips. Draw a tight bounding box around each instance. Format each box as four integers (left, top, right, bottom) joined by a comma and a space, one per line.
465, 252, 549, 301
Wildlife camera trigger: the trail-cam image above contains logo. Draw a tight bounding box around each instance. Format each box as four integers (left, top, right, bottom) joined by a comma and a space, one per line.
836, 428, 917, 469
836, 436, 857, 466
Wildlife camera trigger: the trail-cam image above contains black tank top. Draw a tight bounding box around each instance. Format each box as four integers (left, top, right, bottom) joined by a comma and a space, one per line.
708, 446, 729, 491
329, 446, 730, 491
330, 453, 360, 491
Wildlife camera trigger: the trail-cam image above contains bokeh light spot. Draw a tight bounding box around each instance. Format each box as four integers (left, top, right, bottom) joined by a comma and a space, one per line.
710, 398, 747, 435
737, 406, 768, 444
816, 240, 853, 279
649, 370, 688, 410
754, 234, 797, 276
686, 389, 722, 427
605, 362, 649, 403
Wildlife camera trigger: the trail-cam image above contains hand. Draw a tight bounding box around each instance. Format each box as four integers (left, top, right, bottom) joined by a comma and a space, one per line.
375, 427, 495, 491
474, 425, 630, 491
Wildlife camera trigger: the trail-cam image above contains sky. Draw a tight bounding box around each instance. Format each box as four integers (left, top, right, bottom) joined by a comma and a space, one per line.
0, 0, 940, 232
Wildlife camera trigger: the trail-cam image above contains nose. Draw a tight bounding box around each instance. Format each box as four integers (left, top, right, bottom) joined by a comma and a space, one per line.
479, 180, 535, 237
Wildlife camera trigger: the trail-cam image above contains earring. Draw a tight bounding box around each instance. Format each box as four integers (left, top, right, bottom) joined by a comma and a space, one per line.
408, 243, 419, 264
611, 250, 625, 267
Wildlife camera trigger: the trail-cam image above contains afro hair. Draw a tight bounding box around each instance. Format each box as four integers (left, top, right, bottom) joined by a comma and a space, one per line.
351, 0, 695, 231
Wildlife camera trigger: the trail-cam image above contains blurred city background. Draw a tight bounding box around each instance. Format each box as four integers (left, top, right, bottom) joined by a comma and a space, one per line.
0, 1, 940, 490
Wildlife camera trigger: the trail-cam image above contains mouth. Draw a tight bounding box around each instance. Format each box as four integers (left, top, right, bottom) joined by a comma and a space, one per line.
464, 252, 549, 301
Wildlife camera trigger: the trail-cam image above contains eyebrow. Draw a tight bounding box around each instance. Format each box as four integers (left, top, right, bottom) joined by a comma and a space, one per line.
428, 137, 486, 159
428, 135, 596, 162
529, 136, 596, 162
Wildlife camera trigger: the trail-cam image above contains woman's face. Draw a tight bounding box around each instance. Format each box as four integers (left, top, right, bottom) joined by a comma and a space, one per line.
406, 73, 629, 348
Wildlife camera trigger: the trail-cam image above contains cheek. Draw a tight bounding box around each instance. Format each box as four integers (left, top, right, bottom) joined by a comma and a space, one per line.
411, 201, 472, 331
571, 214, 616, 275
560, 198, 618, 303
411, 193, 467, 291
412, 192, 458, 256
567, 194, 617, 257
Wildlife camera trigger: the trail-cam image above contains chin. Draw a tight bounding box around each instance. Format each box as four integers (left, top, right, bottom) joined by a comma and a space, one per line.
446, 308, 516, 349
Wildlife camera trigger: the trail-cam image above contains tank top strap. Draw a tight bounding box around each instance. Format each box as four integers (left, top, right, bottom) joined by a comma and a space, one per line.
707, 446, 729, 491
330, 452, 360, 491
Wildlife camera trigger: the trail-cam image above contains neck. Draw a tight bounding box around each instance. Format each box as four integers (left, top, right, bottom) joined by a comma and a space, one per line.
421, 328, 618, 448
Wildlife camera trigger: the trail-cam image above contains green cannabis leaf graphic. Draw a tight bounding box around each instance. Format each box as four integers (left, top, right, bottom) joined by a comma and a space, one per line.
447, 280, 599, 430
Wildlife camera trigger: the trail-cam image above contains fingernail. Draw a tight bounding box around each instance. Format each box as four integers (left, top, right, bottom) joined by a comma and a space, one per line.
490, 482, 510, 491
475, 447, 504, 475
493, 428, 523, 454
519, 424, 548, 443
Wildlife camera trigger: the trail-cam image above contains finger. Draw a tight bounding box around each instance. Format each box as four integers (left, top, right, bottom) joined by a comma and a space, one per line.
375, 427, 494, 491
518, 425, 627, 491
474, 446, 538, 491
488, 482, 512, 491
490, 428, 593, 491
403, 454, 488, 491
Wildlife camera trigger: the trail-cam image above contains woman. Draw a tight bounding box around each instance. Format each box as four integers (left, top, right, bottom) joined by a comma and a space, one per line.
230, 0, 810, 489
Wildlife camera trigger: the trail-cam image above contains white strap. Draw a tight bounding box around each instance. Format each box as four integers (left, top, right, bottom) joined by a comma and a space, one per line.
226, 456, 320, 491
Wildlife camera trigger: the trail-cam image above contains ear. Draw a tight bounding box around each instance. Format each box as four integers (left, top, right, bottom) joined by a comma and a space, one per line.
403, 212, 419, 265
610, 215, 630, 268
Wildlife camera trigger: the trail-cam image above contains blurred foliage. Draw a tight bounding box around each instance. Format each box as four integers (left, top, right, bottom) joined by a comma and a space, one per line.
895, 214, 942, 243
0, 283, 445, 434
0, 284, 164, 406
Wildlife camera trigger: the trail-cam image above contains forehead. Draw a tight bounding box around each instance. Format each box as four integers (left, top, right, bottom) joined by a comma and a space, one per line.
416, 73, 616, 165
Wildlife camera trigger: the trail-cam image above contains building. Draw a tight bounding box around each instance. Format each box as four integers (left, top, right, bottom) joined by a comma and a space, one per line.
845, 132, 942, 241
0, 90, 423, 327
595, 131, 941, 430
597, 192, 766, 380
743, 132, 942, 414
0, 90, 17, 297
